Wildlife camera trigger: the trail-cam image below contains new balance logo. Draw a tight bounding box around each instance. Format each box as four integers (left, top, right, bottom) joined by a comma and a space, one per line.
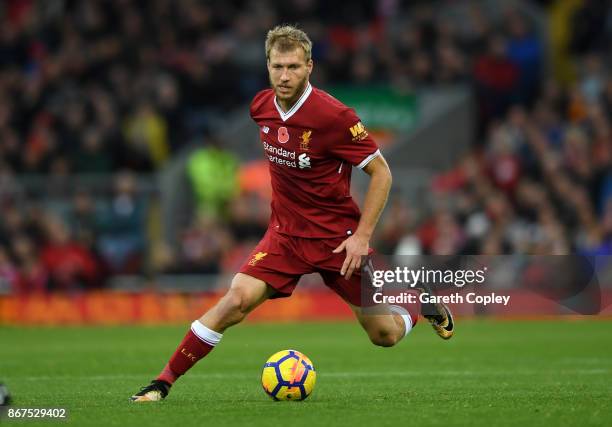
298, 153, 311, 169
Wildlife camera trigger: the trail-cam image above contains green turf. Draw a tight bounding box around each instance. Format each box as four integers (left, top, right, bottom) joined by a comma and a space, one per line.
1, 319, 611, 426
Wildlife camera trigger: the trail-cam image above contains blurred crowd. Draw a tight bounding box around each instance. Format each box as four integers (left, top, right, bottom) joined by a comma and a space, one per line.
379, 88, 612, 256
0, 0, 549, 177
373, 1, 612, 258
0, 173, 147, 292
1, 0, 611, 293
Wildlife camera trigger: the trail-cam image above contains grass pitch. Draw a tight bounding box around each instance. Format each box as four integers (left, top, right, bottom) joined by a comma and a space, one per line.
1, 319, 611, 426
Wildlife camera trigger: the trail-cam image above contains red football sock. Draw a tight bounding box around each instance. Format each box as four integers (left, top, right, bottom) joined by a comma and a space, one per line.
157, 320, 223, 385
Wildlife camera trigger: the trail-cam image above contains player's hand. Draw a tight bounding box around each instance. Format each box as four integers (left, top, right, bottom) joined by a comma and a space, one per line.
332, 233, 369, 280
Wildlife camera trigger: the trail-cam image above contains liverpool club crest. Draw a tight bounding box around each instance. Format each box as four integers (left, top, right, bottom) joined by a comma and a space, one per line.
300, 130, 312, 151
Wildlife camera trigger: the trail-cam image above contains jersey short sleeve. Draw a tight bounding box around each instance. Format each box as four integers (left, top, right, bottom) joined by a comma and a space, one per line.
328, 108, 380, 169
250, 89, 271, 119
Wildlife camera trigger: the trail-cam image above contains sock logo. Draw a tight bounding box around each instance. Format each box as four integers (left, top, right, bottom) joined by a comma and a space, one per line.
181, 348, 197, 361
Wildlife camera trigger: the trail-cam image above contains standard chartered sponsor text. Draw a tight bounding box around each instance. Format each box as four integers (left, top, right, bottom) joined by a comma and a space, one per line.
263, 141, 301, 168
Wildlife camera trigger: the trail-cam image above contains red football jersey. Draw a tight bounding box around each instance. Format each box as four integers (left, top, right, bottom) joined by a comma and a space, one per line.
250, 83, 381, 238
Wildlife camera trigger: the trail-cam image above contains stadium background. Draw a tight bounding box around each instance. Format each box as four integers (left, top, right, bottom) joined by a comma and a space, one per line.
1, 0, 611, 323
1, 1, 611, 426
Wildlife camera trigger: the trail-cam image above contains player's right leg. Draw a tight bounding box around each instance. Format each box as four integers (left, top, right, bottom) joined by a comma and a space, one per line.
349, 303, 418, 347
415, 281, 455, 340
130, 273, 273, 402
319, 269, 419, 347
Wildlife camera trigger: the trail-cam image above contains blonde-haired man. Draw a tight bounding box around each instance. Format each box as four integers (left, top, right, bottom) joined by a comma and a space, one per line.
131, 25, 453, 402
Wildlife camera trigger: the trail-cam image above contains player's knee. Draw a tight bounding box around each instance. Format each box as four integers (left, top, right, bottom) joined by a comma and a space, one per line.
226, 289, 248, 313
218, 288, 251, 324
369, 329, 399, 348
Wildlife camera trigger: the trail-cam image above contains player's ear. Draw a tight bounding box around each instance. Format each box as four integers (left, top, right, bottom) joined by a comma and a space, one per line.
307, 59, 313, 73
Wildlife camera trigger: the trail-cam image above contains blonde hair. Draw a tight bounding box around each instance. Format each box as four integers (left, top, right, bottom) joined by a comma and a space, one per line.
265, 25, 312, 61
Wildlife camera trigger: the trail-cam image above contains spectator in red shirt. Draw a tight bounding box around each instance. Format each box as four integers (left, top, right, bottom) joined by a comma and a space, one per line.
474, 35, 520, 125
40, 216, 100, 291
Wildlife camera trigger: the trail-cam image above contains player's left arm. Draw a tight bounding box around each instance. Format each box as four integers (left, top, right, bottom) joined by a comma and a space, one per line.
333, 154, 392, 279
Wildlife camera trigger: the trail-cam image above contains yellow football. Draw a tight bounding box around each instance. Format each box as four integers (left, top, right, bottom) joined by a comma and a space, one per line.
261, 350, 316, 401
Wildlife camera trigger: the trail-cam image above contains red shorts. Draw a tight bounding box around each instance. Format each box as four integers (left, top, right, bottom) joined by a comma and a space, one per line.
239, 229, 373, 307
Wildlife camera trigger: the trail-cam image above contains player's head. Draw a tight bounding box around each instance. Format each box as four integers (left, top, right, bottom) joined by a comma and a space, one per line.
266, 25, 313, 105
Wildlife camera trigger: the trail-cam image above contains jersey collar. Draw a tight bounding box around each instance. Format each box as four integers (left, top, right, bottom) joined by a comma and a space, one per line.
274, 83, 312, 122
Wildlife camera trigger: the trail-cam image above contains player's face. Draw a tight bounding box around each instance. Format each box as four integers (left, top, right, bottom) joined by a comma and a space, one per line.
267, 47, 313, 106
